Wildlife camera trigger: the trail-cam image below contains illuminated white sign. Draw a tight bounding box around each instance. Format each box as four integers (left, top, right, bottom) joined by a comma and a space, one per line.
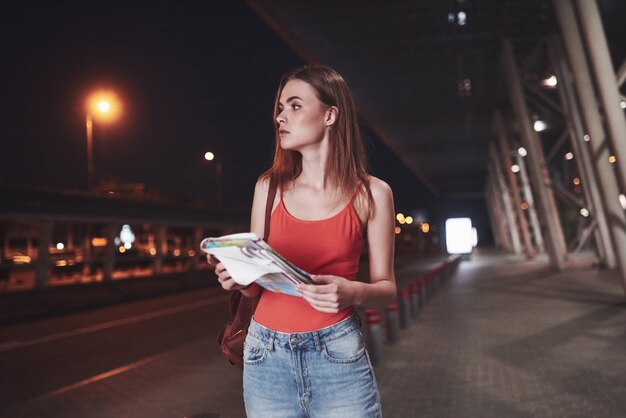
445, 217, 474, 254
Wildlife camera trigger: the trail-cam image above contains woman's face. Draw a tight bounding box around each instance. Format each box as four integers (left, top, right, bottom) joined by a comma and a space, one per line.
276, 79, 330, 152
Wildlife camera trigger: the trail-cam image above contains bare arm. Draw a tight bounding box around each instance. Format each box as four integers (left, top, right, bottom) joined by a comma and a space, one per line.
297, 177, 397, 312
214, 177, 274, 299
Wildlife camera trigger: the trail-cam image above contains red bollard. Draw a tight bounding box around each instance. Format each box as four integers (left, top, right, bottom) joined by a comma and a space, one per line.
365, 308, 385, 366
385, 299, 400, 344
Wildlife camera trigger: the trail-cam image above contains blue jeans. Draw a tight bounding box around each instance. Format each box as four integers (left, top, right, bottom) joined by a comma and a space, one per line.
243, 314, 382, 418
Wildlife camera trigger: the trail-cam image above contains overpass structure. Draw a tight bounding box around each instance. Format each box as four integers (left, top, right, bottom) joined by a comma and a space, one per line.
0, 184, 248, 290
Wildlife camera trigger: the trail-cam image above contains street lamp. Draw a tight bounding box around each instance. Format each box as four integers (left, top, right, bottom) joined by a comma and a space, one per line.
85, 90, 121, 187
204, 151, 223, 207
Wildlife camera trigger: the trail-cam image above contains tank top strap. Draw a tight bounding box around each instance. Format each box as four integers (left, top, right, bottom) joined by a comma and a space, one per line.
349, 181, 362, 203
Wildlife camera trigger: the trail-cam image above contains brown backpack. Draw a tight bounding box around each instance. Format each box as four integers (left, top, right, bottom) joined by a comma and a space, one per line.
216, 177, 277, 370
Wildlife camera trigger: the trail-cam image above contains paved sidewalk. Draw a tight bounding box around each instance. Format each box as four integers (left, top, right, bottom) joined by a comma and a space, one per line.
376, 250, 626, 417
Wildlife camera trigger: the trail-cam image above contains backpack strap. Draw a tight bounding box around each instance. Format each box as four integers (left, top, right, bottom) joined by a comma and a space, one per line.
264, 175, 277, 242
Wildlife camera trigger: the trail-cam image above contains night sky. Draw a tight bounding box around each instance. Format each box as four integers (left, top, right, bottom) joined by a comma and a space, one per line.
1, 0, 431, 215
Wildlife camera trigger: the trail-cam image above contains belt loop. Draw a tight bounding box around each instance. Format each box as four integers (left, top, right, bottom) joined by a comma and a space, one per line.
313, 331, 322, 351
266, 331, 275, 351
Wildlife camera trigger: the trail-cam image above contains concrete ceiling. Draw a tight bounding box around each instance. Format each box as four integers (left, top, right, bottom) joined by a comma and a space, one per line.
247, 0, 562, 198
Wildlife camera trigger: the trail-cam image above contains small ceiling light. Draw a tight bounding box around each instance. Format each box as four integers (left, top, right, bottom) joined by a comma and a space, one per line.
533, 120, 547, 132
609, 155, 617, 164
541, 75, 558, 88
518, 147, 528, 157
580, 208, 590, 217
565, 152, 574, 160
511, 165, 520, 173
457, 11, 467, 25
583, 134, 590, 142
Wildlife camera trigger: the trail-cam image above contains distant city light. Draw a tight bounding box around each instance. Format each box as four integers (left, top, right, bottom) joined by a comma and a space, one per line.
205, 152, 215, 161
565, 152, 574, 160
511, 164, 520, 173
56, 242, 64, 250
188, 250, 196, 257
396, 213, 405, 222
395, 226, 401, 234
520, 202, 529, 210
124, 242, 132, 249
119, 246, 126, 253
583, 134, 590, 142
518, 147, 528, 157
533, 120, 547, 132
448, 12, 455, 23
609, 155, 617, 164
405, 216, 414, 224
421, 223, 430, 234
541, 75, 558, 87
91, 237, 107, 247
149, 248, 157, 256
173, 249, 181, 257
120, 224, 135, 244
580, 208, 590, 217
573, 177, 581, 185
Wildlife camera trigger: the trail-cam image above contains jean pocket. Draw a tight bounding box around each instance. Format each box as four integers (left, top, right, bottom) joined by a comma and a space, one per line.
243, 334, 267, 365
322, 330, 366, 364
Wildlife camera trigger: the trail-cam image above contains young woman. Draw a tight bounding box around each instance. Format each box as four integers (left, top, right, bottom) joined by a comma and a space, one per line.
214, 65, 396, 417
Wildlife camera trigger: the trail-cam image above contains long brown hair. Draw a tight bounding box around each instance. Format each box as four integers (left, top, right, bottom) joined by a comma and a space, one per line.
261, 65, 373, 209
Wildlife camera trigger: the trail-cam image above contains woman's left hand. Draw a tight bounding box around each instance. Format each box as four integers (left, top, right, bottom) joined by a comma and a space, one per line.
297, 275, 361, 313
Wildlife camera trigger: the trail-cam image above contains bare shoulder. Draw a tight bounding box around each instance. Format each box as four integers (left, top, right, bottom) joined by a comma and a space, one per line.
354, 176, 393, 224
255, 176, 271, 196
367, 175, 393, 201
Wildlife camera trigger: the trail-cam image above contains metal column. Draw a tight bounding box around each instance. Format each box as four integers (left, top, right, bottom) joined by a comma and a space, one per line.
516, 154, 544, 253
487, 171, 512, 251
490, 143, 522, 254
34, 220, 53, 289
494, 110, 535, 258
103, 223, 118, 282
574, 0, 626, 192
554, 0, 626, 292
548, 35, 615, 267
501, 38, 568, 270
485, 185, 502, 249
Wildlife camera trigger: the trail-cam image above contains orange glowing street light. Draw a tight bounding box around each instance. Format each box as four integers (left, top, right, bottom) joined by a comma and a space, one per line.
85, 90, 122, 186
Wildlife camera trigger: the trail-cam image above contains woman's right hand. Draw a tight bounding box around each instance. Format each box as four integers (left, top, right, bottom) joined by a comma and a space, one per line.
208, 255, 249, 291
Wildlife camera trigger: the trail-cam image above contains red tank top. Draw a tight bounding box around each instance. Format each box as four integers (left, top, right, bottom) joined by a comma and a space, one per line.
253, 186, 363, 332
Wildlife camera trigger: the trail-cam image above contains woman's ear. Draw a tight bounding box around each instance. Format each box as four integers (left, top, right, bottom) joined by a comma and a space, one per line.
325, 106, 339, 126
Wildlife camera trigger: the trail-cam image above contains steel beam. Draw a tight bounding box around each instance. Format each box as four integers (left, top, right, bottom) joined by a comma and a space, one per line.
501, 38, 567, 270
548, 35, 615, 267
575, 0, 626, 192
494, 110, 535, 258
554, 0, 626, 292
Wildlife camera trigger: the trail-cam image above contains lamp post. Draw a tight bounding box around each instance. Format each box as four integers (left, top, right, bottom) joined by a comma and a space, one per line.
85, 90, 121, 187
204, 151, 223, 207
